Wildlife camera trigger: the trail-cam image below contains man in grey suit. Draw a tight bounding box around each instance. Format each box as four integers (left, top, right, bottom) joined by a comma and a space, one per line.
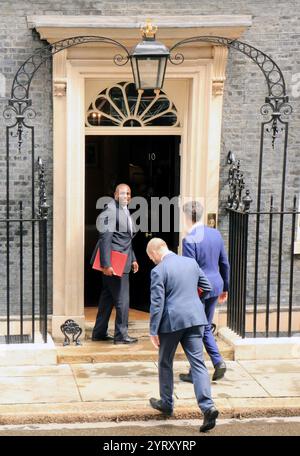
92, 184, 139, 344
146, 238, 219, 433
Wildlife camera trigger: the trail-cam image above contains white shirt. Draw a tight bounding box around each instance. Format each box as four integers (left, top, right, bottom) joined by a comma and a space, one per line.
122, 205, 133, 235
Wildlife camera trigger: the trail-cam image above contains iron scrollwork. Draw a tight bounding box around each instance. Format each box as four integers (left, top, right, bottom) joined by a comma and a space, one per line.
37, 157, 49, 219
5, 34, 292, 151
5, 36, 130, 152
226, 151, 252, 212
3, 100, 36, 152
60, 319, 82, 346
169, 36, 292, 148
261, 96, 293, 148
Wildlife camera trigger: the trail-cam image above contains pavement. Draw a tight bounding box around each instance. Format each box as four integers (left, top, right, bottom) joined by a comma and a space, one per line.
0, 358, 300, 425
0, 311, 299, 425
1, 417, 300, 436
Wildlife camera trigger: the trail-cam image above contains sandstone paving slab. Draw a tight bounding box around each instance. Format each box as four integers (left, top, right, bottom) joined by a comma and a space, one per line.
250, 372, 300, 397
76, 376, 160, 402
175, 377, 269, 400
0, 365, 72, 377
71, 362, 158, 379
238, 359, 300, 375
0, 376, 81, 404
228, 397, 300, 417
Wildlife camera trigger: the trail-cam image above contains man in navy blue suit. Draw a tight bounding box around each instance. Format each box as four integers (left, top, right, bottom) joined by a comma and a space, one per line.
147, 238, 219, 433
91, 184, 139, 345
179, 201, 230, 383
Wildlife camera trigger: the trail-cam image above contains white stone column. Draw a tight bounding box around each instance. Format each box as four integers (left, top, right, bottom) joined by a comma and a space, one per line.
206, 46, 228, 224
52, 58, 86, 339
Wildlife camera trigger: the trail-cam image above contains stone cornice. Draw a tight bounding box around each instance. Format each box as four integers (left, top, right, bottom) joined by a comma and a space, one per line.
27, 15, 252, 43
27, 15, 252, 29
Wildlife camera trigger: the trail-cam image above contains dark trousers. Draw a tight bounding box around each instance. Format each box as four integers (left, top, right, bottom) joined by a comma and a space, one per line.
203, 297, 223, 366
159, 325, 214, 413
187, 297, 223, 372
92, 273, 129, 341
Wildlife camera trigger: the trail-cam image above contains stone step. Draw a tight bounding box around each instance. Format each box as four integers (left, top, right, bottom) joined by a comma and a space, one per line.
57, 314, 234, 364
56, 334, 234, 364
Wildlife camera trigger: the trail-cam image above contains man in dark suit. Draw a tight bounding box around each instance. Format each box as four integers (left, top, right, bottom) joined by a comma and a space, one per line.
92, 184, 139, 344
179, 201, 230, 383
147, 238, 219, 433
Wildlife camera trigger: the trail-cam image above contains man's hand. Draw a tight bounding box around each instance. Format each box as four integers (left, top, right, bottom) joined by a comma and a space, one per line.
132, 261, 139, 273
218, 291, 228, 304
150, 335, 160, 349
102, 266, 115, 276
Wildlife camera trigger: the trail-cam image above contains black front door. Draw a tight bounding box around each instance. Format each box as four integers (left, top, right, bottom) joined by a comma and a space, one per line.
84, 135, 181, 311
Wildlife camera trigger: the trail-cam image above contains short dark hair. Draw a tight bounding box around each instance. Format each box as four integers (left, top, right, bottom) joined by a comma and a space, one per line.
183, 201, 203, 223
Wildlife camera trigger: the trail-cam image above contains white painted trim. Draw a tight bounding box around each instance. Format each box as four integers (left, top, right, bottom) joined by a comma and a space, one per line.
218, 327, 300, 360
85, 128, 183, 136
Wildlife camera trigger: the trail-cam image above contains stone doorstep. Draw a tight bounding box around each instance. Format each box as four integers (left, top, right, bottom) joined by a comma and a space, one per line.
0, 332, 233, 366
56, 336, 234, 364
218, 327, 300, 360
0, 398, 300, 425
62, 320, 234, 364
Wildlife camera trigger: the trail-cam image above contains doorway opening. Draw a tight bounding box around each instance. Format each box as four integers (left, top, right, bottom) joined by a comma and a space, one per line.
84, 135, 181, 312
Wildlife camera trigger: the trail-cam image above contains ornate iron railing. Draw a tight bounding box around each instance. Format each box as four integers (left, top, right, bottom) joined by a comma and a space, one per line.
226, 152, 299, 338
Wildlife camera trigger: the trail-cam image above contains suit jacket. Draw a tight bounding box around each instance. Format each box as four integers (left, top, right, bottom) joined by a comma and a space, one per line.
91, 200, 137, 274
182, 225, 230, 298
150, 252, 212, 335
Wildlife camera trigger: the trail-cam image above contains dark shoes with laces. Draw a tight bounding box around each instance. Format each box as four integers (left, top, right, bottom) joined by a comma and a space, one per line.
114, 336, 138, 344
179, 372, 193, 383
212, 361, 227, 381
200, 406, 219, 432
92, 334, 138, 344
149, 397, 173, 416
179, 361, 227, 384
91, 334, 114, 341
149, 397, 218, 432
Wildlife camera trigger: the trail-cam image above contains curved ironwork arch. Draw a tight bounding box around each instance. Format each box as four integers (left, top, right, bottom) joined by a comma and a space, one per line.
10, 35, 130, 102
169, 36, 287, 99
5, 34, 292, 149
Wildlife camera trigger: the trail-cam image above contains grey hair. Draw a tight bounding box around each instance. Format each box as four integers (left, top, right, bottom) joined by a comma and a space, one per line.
146, 238, 168, 255
182, 201, 203, 223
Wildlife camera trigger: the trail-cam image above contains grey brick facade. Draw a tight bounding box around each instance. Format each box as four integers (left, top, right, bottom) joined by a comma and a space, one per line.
0, 1, 299, 318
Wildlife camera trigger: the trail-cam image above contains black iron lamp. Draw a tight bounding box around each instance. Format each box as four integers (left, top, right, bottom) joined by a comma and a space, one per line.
130, 20, 170, 90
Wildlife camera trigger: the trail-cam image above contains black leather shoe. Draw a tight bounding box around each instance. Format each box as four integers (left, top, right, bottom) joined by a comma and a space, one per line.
200, 406, 219, 432
114, 336, 138, 344
149, 397, 173, 416
212, 361, 226, 381
91, 334, 114, 341
179, 373, 193, 383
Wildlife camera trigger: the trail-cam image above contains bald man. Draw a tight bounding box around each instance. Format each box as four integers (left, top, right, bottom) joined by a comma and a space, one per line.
147, 238, 219, 433
92, 184, 139, 344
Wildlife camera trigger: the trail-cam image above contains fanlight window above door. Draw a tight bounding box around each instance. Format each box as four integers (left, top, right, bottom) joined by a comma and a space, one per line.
86, 81, 180, 127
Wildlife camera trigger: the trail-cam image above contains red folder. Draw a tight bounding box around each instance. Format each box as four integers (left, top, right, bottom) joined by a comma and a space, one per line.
92, 248, 128, 277
197, 287, 203, 297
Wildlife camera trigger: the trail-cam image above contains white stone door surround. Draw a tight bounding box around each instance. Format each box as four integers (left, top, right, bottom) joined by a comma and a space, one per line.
28, 15, 252, 338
